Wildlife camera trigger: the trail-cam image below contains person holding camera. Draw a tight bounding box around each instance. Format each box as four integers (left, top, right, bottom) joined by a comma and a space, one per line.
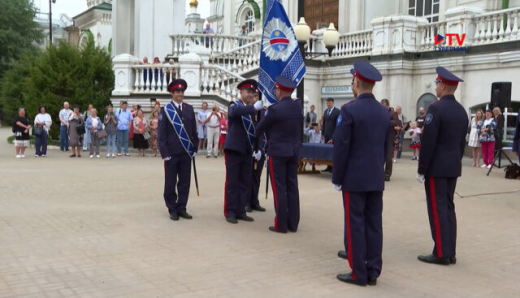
104, 105, 118, 158
304, 122, 322, 144
477, 109, 497, 169
204, 104, 221, 158
68, 106, 83, 158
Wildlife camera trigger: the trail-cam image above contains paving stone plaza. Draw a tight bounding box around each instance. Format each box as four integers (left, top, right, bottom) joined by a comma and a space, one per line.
0, 128, 519, 298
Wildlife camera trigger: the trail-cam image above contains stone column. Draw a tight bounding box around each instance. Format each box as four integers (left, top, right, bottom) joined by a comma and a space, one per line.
445, 6, 483, 46
112, 54, 140, 96
371, 16, 427, 55
179, 53, 202, 97
112, 0, 134, 56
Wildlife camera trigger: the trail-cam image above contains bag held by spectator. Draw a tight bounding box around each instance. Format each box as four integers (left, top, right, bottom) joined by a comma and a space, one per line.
76, 119, 86, 135
32, 125, 43, 136
96, 129, 108, 139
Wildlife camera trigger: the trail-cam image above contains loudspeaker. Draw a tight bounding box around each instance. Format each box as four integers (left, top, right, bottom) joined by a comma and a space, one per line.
490, 82, 512, 109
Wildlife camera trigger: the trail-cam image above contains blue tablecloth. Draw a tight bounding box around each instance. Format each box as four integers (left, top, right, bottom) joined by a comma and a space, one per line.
299, 143, 333, 161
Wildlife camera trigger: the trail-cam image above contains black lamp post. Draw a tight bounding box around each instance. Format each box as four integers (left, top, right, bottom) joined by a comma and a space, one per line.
294, 18, 340, 141
49, 0, 57, 45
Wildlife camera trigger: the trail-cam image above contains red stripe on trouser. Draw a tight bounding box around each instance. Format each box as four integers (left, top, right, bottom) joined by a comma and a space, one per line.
343, 191, 356, 280
269, 157, 278, 229
223, 152, 228, 217
429, 177, 443, 258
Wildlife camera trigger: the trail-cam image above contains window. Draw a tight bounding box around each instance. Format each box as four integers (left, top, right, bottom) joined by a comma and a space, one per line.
245, 10, 254, 34
409, 0, 439, 23
416, 93, 438, 116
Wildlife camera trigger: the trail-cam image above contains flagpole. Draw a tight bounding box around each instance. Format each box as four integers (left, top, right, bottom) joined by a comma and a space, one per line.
297, 41, 306, 143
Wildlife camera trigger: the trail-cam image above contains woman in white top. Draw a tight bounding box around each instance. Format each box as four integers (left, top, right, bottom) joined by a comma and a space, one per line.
468, 109, 484, 167
34, 105, 52, 157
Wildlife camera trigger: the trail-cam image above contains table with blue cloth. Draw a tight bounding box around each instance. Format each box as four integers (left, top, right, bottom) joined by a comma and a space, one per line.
298, 143, 333, 174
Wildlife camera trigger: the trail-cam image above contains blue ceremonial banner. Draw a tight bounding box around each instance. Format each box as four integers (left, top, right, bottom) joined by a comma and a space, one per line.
258, 0, 306, 104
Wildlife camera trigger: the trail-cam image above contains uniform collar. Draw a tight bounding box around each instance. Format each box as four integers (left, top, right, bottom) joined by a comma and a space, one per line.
356, 93, 375, 100
172, 101, 183, 109
440, 94, 456, 101
280, 96, 293, 101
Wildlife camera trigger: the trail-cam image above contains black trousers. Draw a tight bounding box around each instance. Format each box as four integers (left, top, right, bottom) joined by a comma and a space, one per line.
248, 156, 265, 208
384, 132, 395, 178
342, 191, 383, 284
224, 150, 252, 218
163, 153, 192, 214
269, 155, 300, 232
424, 177, 457, 259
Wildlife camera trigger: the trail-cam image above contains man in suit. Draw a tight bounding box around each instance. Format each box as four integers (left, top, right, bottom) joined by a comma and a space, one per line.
381, 99, 400, 181
416, 67, 469, 265
158, 79, 199, 221
333, 60, 390, 286
224, 79, 264, 224
256, 76, 303, 234
321, 98, 340, 172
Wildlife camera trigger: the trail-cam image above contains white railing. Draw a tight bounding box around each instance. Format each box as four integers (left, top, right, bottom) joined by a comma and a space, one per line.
132, 64, 180, 94
170, 34, 257, 57
329, 30, 373, 59
418, 21, 448, 51
200, 65, 246, 101
210, 40, 261, 74
473, 7, 520, 45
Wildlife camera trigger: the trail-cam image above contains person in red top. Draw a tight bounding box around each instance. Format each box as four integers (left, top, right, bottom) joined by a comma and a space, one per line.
219, 112, 228, 156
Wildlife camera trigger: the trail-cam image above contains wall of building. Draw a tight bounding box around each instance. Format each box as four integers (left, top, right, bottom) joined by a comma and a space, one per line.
303, 51, 520, 122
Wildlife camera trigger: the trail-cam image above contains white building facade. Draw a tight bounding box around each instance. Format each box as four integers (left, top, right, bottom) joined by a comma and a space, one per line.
74, 1, 113, 50
110, 0, 520, 141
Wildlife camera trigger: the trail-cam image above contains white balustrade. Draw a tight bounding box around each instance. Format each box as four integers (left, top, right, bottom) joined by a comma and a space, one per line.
200, 65, 246, 101
418, 21, 448, 51
131, 64, 180, 94
328, 30, 373, 58
170, 34, 257, 57
210, 40, 261, 74
472, 7, 520, 45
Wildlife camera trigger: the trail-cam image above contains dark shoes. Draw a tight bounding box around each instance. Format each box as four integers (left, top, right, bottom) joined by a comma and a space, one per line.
170, 211, 192, 221
269, 226, 287, 234
417, 254, 451, 265
226, 216, 238, 224
384, 176, 390, 182
252, 205, 266, 212
236, 214, 254, 222
337, 250, 348, 260
178, 211, 193, 219
367, 276, 377, 286
246, 205, 266, 212
336, 272, 367, 287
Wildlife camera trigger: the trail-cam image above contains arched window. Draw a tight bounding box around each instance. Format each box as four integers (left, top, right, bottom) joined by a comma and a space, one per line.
245, 9, 254, 34
416, 93, 438, 116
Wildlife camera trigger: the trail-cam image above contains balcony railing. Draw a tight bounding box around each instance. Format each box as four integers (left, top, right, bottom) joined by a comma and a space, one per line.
331, 30, 373, 58
170, 34, 257, 57
210, 40, 261, 74
132, 64, 180, 94
473, 7, 520, 44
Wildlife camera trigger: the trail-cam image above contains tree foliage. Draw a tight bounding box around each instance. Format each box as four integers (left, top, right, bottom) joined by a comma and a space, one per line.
0, 0, 43, 78
0, 39, 114, 139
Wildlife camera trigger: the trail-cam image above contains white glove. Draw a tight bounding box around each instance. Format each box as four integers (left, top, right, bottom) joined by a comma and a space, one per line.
416, 173, 425, 183
254, 100, 263, 111
333, 184, 342, 191
252, 150, 262, 161
192, 152, 197, 158
163, 156, 171, 161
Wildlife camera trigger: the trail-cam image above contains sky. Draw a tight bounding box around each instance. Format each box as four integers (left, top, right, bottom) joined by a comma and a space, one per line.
34, 0, 210, 20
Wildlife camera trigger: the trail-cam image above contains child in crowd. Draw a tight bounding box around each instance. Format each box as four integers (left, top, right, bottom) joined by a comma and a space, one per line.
408, 121, 422, 160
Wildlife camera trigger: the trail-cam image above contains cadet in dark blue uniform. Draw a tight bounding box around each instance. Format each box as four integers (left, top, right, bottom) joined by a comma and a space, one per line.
332, 61, 389, 286
256, 76, 303, 234
416, 67, 469, 265
158, 79, 199, 221
513, 108, 520, 163
246, 89, 267, 213
224, 79, 264, 224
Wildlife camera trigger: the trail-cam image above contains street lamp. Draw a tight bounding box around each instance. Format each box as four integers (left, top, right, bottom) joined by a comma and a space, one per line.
294, 18, 339, 141
49, 0, 57, 45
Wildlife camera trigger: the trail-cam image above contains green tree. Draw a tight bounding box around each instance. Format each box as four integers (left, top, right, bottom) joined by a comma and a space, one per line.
0, 0, 43, 78
1, 39, 114, 139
